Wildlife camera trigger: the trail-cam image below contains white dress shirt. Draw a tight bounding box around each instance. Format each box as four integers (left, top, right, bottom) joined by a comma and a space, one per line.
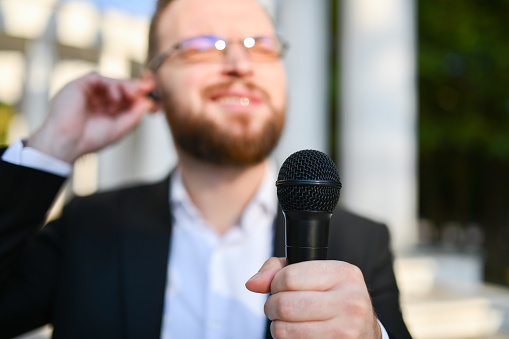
161, 166, 276, 339
1, 139, 390, 339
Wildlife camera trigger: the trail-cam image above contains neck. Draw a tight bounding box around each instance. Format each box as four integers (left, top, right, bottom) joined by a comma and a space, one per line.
177, 151, 268, 235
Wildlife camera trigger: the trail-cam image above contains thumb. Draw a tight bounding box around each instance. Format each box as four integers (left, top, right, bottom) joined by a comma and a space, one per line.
245, 257, 286, 294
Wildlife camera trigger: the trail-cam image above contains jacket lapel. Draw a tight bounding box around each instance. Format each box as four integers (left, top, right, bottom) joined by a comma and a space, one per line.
121, 176, 173, 339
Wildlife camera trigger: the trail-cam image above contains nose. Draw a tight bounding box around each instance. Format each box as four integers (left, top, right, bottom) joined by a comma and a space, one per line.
222, 43, 253, 77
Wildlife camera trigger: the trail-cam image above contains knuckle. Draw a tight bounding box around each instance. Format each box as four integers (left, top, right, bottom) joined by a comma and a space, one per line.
340, 263, 366, 286
266, 257, 281, 266
343, 328, 360, 339
271, 320, 289, 339
275, 294, 294, 319
279, 267, 299, 290
346, 263, 363, 278
264, 295, 273, 318
346, 292, 371, 318
297, 322, 314, 338
331, 320, 361, 339
330, 323, 344, 338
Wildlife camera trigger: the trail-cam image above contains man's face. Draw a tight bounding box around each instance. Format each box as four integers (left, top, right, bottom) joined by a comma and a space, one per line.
153, 0, 287, 166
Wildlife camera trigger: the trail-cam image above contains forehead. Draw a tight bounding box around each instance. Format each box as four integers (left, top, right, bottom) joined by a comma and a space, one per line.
157, 0, 275, 48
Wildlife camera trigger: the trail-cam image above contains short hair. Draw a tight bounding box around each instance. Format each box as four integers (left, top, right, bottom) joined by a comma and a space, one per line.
147, 0, 174, 67
146, 0, 278, 67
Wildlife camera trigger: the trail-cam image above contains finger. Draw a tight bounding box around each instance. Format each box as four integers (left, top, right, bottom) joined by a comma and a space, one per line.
102, 77, 148, 114
82, 74, 142, 114
264, 291, 339, 322
136, 78, 159, 113
245, 257, 286, 294
119, 78, 154, 101
138, 75, 156, 92
105, 82, 124, 114
270, 260, 364, 294
116, 79, 158, 114
109, 98, 153, 135
83, 76, 123, 114
270, 319, 367, 339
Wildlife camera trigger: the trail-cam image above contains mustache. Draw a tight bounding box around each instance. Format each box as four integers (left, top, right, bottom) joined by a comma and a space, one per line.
202, 80, 270, 101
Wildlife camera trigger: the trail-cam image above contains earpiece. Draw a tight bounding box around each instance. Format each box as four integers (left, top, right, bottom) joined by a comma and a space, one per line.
146, 91, 159, 101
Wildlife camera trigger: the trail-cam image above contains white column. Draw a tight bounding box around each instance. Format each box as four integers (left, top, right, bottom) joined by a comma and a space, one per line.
340, 0, 417, 250
22, 12, 57, 132
132, 113, 177, 183
95, 10, 176, 190
97, 115, 176, 190
274, 0, 331, 164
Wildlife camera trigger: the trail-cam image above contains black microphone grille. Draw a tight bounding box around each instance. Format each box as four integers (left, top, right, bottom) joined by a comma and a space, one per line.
276, 149, 342, 213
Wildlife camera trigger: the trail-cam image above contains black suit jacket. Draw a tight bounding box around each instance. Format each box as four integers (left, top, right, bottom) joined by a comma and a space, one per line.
0, 155, 411, 339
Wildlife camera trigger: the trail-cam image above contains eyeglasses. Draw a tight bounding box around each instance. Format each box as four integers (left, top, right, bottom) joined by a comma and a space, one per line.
148, 35, 288, 71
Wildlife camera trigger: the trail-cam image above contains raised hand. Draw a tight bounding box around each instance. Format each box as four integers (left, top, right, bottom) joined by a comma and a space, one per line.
246, 257, 382, 339
26, 72, 158, 163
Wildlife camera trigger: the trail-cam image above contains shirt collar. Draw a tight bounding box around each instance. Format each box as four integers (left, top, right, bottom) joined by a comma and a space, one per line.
246, 160, 278, 217
169, 160, 279, 230
170, 168, 201, 221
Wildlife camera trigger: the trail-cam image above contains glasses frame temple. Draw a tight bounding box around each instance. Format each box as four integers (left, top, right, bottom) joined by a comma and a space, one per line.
148, 46, 178, 71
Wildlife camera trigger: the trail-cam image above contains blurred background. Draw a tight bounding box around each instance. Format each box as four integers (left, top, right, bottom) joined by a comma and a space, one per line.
1, 0, 509, 338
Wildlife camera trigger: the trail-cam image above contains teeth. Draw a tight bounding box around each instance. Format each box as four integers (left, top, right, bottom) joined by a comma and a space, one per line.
216, 96, 250, 106
240, 97, 250, 106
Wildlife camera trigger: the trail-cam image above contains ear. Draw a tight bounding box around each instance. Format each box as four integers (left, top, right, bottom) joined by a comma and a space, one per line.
142, 69, 157, 92
142, 70, 162, 112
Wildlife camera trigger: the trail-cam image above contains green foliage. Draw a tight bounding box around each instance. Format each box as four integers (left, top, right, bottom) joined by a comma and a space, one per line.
0, 103, 14, 146
419, 1, 509, 284
419, 0, 509, 160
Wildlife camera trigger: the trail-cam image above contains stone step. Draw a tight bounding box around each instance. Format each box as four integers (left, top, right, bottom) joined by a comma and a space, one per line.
403, 296, 503, 339
394, 256, 437, 297
395, 254, 509, 338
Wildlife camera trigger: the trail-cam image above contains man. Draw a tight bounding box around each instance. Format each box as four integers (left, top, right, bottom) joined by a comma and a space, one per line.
0, 0, 412, 338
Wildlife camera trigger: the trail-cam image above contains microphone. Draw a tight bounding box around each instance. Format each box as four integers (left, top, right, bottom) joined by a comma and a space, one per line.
276, 150, 342, 264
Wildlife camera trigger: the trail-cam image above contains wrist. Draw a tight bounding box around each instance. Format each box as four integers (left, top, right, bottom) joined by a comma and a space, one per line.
26, 128, 79, 164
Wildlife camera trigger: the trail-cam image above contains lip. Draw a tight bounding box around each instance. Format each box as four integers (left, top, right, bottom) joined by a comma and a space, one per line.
209, 89, 262, 111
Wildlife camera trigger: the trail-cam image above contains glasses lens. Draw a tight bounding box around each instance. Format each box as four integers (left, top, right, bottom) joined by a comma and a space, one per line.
178, 36, 224, 61
246, 37, 283, 60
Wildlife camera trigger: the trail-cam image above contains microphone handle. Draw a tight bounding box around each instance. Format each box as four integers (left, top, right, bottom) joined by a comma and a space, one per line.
284, 210, 331, 265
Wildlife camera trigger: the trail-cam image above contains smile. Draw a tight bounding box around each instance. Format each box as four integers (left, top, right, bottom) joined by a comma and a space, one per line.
216, 96, 250, 106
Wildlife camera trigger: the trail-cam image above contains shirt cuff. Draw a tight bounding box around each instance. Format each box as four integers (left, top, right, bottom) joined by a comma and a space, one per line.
378, 319, 390, 339
2, 138, 73, 177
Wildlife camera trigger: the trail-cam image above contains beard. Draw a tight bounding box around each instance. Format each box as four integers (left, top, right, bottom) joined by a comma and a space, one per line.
163, 87, 285, 167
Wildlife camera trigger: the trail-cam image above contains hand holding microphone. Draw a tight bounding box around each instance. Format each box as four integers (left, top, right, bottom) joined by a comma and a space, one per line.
246, 150, 382, 339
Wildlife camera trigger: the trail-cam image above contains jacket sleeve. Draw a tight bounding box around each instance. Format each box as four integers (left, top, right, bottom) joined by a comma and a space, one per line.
0, 156, 66, 338
328, 209, 413, 339
367, 224, 412, 339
